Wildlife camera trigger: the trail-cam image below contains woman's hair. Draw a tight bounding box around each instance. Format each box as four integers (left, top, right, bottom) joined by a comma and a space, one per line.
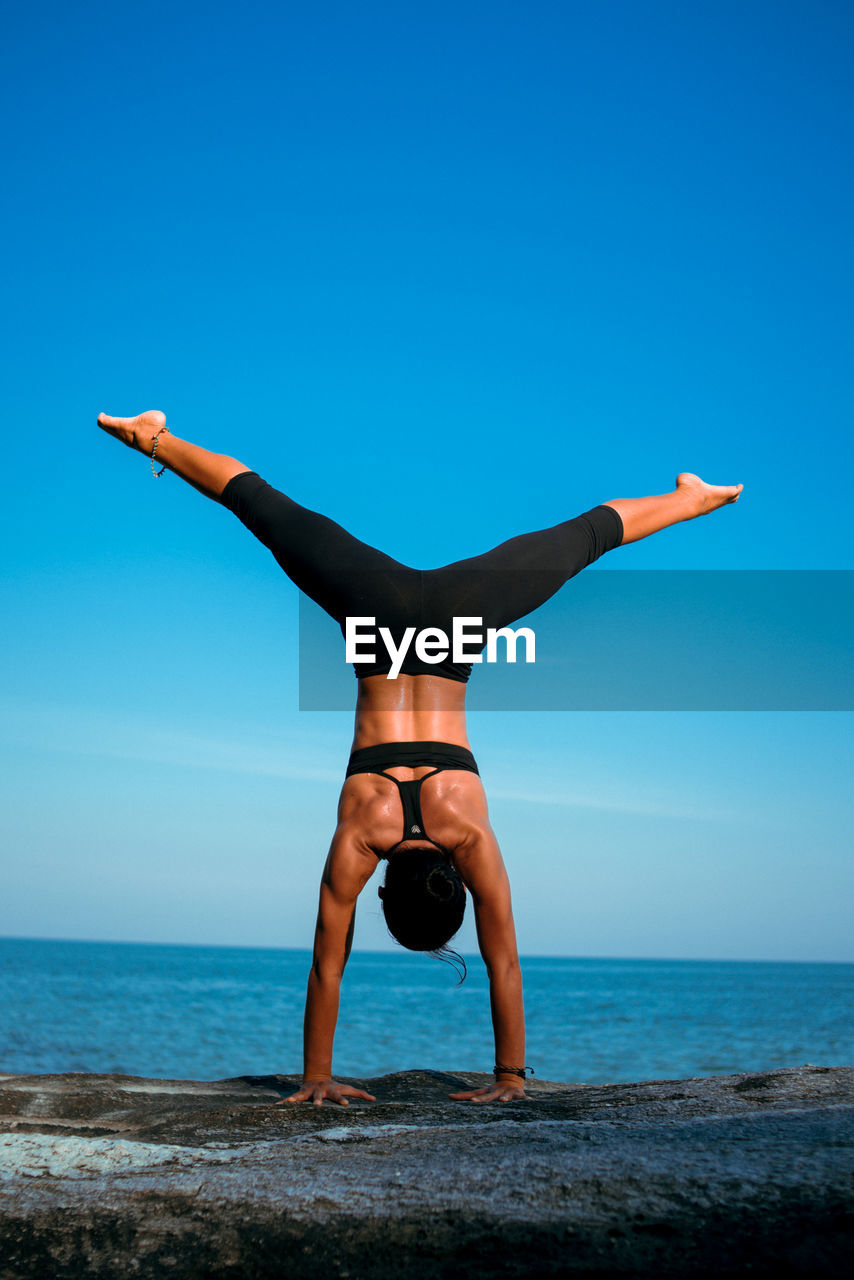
380, 846, 467, 981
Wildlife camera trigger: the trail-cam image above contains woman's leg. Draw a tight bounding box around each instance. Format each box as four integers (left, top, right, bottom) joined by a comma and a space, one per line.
424, 502, 622, 633
97, 409, 415, 626
603, 473, 743, 545
219, 470, 414, 625
97, 410, 249, 498
425, 472, 742, 632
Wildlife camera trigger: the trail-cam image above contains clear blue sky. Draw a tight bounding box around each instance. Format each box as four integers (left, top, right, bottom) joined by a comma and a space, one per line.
2, 0, 852, 960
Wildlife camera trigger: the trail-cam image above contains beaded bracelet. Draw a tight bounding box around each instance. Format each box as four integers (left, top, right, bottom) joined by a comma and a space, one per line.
150, 426, 170, 478
493, 1064, 534, 1079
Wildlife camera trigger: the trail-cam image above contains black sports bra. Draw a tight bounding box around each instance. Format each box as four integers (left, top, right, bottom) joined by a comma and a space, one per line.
345, 741, 479, 856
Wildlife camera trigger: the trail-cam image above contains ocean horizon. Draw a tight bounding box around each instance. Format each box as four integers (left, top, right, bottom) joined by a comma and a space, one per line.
2, 936, 852, 1085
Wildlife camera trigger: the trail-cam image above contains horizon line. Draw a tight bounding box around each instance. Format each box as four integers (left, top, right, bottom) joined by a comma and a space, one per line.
1, 934, 850, 966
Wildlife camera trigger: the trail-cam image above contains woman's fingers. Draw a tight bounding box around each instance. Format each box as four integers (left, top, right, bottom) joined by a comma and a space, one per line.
285, 1084, 524, 1106
280, 1081, 376, 1106
280, 1086, 325, 1103
285, 1082, 524, 1105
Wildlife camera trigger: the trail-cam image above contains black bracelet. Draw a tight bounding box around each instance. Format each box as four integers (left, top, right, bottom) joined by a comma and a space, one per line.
493, 1064, 534, 1079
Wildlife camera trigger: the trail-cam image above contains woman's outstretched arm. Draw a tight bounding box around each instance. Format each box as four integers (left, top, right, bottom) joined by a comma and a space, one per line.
450, 827, 527, 1103
283, 832, 378, 1107
97, 409, 249, 499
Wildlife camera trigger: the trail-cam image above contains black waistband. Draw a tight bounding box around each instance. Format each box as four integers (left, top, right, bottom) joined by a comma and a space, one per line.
345, 740, 479, 777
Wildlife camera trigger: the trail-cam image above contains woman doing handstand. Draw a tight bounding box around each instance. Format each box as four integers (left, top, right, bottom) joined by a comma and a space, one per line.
98, 410, 742, 1106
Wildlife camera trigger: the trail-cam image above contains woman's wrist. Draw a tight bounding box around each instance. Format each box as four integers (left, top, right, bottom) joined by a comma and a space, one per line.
493, 1063, 532, 1080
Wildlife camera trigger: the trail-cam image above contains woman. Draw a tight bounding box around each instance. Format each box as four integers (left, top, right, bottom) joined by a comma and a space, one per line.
97, 409, 742, 1106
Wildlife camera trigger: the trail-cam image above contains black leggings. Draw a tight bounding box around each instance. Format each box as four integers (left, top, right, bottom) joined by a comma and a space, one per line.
221, 472, 623, 682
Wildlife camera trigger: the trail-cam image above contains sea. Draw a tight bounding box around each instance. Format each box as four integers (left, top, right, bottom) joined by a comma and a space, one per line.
1, 937, 852, 1084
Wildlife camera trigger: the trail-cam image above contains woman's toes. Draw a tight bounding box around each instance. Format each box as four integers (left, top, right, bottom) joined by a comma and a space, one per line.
97, 410, 166, 449
675, 473, 743, 515
98, 410, 165, 430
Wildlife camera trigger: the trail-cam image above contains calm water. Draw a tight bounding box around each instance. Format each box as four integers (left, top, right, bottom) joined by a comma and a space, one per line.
1, 937, 852, 1083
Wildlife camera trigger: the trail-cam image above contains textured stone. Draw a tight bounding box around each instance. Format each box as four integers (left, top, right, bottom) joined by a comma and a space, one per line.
0, 1065, 852, 1277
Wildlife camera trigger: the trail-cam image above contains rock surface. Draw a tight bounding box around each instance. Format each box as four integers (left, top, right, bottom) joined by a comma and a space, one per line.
0, 1065, 852, 1278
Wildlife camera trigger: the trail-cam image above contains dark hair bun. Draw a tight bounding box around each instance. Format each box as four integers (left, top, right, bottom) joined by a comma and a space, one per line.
380, 847, 467, 980
426, 866, 456, 901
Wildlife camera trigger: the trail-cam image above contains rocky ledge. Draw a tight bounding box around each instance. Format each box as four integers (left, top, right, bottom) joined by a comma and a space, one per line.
0, 1065, 852, 1279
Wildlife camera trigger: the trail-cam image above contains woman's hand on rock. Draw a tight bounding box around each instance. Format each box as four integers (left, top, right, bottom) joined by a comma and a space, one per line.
448, 1083, 527, 1103
282, 1079, 376, 1107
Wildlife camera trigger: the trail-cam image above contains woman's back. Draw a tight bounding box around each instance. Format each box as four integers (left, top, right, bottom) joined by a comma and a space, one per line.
351, 672, 470, 752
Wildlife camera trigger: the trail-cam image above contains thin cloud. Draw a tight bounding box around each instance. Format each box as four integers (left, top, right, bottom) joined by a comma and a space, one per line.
0, 700, 342, 784
2, 698, 756, 820
488, 784, 741, 823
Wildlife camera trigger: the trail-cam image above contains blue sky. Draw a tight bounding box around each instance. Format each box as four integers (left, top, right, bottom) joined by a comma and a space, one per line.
1, 0, 852, 961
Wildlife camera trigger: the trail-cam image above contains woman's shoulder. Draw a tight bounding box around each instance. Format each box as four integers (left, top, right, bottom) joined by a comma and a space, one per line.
335, 774, 404, 856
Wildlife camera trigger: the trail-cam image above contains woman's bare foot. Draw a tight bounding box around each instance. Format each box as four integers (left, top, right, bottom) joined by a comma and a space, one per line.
675, 472, 743, 518
97, 410, 166, 453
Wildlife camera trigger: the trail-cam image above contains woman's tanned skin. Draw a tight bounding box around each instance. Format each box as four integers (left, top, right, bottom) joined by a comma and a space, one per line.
98, 410, 742, 1105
